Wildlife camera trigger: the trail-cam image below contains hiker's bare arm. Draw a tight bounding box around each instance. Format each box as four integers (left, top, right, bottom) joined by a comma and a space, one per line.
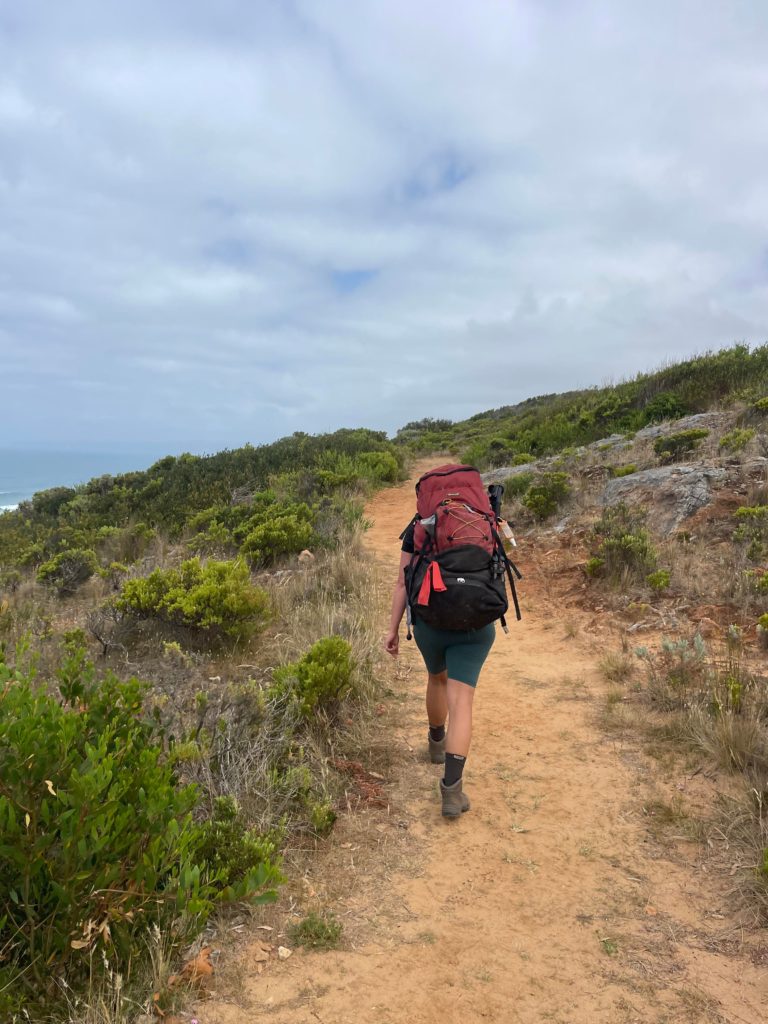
385, 551, 411, 656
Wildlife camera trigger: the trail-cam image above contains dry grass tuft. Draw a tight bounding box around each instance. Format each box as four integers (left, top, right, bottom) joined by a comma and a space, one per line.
599, 650, 635, 684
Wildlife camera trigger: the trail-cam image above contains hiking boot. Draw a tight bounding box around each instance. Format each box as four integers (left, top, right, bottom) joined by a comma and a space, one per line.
440, 778, 470, 818
428, 733, 446, 764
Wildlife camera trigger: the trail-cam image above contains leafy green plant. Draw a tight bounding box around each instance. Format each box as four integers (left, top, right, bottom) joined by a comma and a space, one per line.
505, 472, 534, 498
720, 427, 755, 453
270, 636, 354, 717
647, 569, 671, 591
512, 452, 535, 465
589, 504, 657, 583
521, 472, 570, 520
758, 614, 768, 650
653, 429, 709, 463
240, 507, 314, 565
753, 397, 768, 414
0, 642, 281, 1014
734, 505, 768, 562
611, 464, 637, 478
36, 547, 98, 594
289, 910, 343, 949
116, 557, 270, 643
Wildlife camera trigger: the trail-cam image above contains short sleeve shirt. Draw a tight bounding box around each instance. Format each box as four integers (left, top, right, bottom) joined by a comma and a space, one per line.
401, 520, 416, 554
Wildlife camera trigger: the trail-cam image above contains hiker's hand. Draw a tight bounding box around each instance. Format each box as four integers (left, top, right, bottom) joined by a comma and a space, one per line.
384, 629, 399, 657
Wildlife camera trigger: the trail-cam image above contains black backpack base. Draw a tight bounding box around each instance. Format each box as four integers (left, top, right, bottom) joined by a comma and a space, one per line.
405, 544, 510, 632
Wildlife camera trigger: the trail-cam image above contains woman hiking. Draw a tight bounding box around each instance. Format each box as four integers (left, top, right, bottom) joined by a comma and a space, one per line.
384, 465, 520, 819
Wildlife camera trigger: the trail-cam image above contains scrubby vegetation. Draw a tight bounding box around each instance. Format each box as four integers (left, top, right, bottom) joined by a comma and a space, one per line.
585, 504, 658, 584
0, 638, 281, 1016
396, 344, 768, 468
0, 428, 404, 1018
653, 428, 709, 462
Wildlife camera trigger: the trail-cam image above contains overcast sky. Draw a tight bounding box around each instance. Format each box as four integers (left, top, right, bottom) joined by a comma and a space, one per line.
1, 1, 767, 454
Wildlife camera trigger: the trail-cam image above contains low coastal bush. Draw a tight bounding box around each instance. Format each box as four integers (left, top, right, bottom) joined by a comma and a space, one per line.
521, 472, 570, 520
653, 429, 709, 463
0, 641, 281, 1015
588, 503, 657, 583
270, 635, 354, 717
720, 427, 756, 453
116, 557, 270, 643
734, 505, 768, 562
36, 547, 98, 594
647, 569, 671, 591
611, 463, 638, 478
240, 506, 314, 564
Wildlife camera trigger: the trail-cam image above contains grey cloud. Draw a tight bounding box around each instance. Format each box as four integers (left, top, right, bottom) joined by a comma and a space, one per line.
1, 1, 767, 451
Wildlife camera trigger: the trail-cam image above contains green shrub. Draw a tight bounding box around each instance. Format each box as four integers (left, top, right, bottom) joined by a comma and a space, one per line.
647, 569, 671, 591
746, 569, 768, 595
36, 547, 98, 594
505, 472, 534, 498
611, 464, 637, 478
585, 556, 604, 577
734, 505, 768, 562
653, 429, 709, 462
753, 397, 768, 414
309, 800, 337, 834
194, 796, 282, 893
521, 472, 570, 520
643, 391, 686, 424
0, 569, 22, 594
289, 910, 342, 949
589, 504, 657, 582
0, 643, 281, 1014
271, 636, 354, 717
757, 614, 768, 650
512, 452, 535, 465
240, 507, 314, 565
116, 557, 270, 643
188, 518, 233, 555
719, 427, 755, 453
354, 450, 400, 483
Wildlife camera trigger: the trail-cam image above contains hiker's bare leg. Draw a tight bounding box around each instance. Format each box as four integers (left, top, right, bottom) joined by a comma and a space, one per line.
445, 676, 475, 757
426, 670, 448, 728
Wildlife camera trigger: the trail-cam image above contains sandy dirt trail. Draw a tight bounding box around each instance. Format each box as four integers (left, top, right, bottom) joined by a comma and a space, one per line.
204, 466, 767, 1024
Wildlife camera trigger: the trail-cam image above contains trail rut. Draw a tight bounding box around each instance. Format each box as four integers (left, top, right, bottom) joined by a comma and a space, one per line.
203, 467, 767, 1024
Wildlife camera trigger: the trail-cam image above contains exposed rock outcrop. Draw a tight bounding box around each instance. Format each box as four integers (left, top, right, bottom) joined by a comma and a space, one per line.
602, 464, 727, 534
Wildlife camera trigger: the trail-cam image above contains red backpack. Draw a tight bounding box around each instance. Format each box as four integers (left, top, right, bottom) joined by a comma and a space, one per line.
402, 464, 521, 635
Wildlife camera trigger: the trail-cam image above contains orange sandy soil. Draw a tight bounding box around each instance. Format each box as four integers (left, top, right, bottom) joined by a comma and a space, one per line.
199, 465, 767, 1024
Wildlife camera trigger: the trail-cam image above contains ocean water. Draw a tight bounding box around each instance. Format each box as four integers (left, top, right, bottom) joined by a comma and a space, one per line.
0, 449, 161, 511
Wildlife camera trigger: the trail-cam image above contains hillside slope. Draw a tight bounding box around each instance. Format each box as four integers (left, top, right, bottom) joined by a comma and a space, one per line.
201, 465, 767, 1024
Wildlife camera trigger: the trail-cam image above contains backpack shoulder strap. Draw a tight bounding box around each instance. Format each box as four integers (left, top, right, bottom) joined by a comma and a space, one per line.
399, 515, 418, 541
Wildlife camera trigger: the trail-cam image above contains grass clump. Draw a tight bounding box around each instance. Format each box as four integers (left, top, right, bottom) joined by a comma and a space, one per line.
720, 427, 756, 453
521, 472, 570, 520
599, 650, 634, 683
116, 557, 270, 644
289, 910, 343, 949
653, 429, 709, 463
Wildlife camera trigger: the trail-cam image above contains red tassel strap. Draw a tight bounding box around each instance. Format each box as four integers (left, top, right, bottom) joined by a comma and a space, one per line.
417, 562, 447, 605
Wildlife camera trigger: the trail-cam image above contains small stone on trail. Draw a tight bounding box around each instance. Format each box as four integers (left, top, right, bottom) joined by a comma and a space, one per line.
278, 945, 293, 960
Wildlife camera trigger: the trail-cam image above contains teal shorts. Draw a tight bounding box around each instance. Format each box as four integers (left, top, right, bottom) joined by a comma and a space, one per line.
412, 620, 495, 687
